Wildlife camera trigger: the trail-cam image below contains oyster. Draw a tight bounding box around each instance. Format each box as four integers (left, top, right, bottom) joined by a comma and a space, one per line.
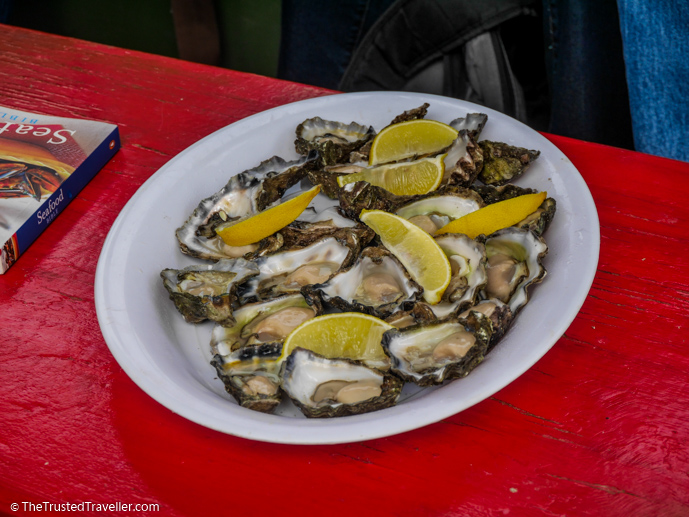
302, 247, 422, 319
442, 130, 484, 186
239, 236, 359, 303
211, 343, 283, 413
176, 154, 315, 261
210, 293, 321, 354
394, 186, 484, 235
280, 348, 403, 418
449, 113, 488, 139
295, 117, 374, 166
161, 258, 258, 325
384, 303, 437, 329
478, 141, 540, 185
389, 103, 430, 125
483, 228, 548, 314
381, 313, 492, 386
458, 299, 513, 351
424, 233, 488, 319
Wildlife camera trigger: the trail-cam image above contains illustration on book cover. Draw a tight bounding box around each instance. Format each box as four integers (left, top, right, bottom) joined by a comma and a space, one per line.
0, 107, 120, 273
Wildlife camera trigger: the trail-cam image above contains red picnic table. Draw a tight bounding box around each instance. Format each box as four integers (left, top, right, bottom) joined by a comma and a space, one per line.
1, 24, 687, 516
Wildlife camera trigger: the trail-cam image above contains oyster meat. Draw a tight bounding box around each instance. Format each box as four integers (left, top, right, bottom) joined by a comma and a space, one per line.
381, 313, 492, 386
161, 258, 258, 325
211, 343, 284, 413
280, 348, 403, 418
424, 233, 488, 319
210, 293, 321, 354
239, 236, 358, 303
302, 246, 422, 319
483, 227, 548, 314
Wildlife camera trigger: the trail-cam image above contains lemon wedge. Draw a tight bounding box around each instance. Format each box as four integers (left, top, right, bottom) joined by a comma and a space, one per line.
435, 192, 547, 239
369, 119, 458, 166
216, 185, 321, 246
336, 154, 445, 196
359, 210, 451, 304
281, 313, 393, 368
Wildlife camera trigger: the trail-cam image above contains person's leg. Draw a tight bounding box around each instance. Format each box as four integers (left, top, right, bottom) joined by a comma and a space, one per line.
542, 0, 633, 149
617, 0, 689, 162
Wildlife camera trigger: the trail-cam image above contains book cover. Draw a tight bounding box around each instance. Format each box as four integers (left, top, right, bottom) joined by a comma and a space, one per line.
0, 106, 120, 274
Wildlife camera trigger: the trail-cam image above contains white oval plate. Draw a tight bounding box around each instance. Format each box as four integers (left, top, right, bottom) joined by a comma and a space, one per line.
95, 92, 599, 444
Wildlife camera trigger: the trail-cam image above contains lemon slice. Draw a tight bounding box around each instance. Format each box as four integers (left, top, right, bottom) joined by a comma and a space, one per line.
216, 185, 321, 246
336, 155, 445, 196
281, 313, 393, 368
359, 210, 451, 304
369, 119, 458, 166
435, 192, 547, 239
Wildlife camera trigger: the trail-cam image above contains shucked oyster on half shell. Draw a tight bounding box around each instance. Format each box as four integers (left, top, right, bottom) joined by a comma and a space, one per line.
280, 348, 403, 418
211, 343, 284, 413
381, 312, 493, 386
458, 298, 513, 352
482, 227, 548, 315
295, 117, 375, 166
421, 233, 488, 319
176, 154, 316, 261
210, 293, 321, 354
302, 246, 423, 319
238, 235, 360, 304
478, 141, 540, 186
160, 258, 258, 326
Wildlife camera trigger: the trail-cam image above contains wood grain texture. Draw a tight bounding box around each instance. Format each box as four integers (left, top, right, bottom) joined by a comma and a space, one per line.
1, 25, 688, 517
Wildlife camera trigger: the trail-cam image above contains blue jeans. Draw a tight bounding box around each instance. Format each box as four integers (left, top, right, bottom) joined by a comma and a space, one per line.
617, 0, 689, 162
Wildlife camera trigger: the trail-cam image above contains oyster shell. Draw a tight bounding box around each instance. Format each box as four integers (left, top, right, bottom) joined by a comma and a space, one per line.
449, 113, 488, 139
280, 348, 403, 418
384, 303, 437, 329
210, 293, 321, 354
381, 312, 492, 386
442, 130, 484, 186
478, 141, 540, 185
211, 343, 283, 413
394, 186, 484, 235
458, 299, 513, 351
295, 117, 374, 166
160, 258, 258, 326
306, 161, 366, 199
239, 235, 359, 303
302, 247, 422, 319
424, 233, 488, 319
176, 154, 316, 261
389, 103, 430, 125
483, 228, 548, 315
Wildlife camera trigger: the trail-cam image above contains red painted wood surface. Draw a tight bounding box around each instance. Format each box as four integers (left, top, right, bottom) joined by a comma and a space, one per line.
1, 25, 688, 517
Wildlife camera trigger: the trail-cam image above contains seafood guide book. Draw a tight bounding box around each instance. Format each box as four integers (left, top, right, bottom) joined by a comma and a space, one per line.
0, 106, 120, 274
